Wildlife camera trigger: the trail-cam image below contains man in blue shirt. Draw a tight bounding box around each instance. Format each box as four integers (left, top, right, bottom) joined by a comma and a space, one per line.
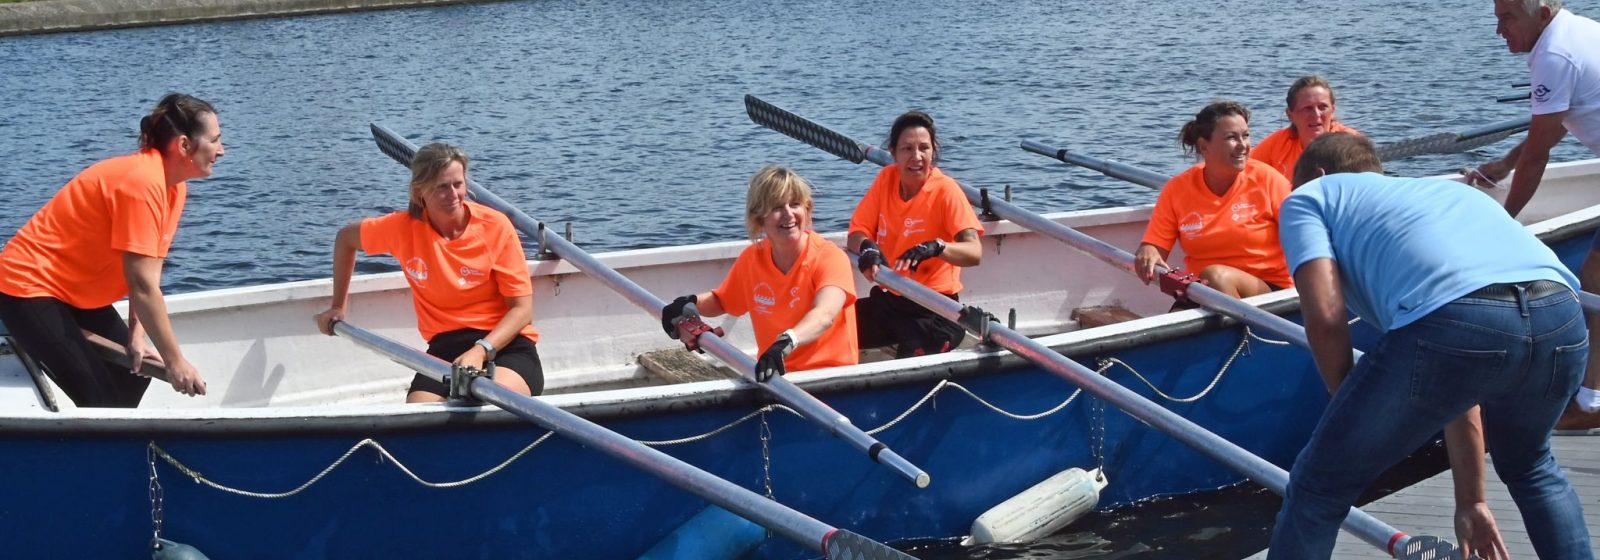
1267, 133, 1591, 559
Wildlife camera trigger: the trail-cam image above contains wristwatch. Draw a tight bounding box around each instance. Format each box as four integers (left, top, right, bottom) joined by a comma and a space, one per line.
474, 338, 497, 360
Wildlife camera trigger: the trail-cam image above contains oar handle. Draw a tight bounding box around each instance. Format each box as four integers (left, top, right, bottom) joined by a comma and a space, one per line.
369, 124, 929, 488
1020, 140, 1169, 190
860, 260, 1403, 555
328, 320, 914, 558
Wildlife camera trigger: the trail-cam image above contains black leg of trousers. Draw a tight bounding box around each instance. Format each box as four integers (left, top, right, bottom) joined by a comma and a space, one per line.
0, 294, 149, 407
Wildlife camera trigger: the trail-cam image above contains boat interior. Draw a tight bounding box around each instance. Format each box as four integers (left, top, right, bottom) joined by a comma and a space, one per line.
2, 160, 1598, 417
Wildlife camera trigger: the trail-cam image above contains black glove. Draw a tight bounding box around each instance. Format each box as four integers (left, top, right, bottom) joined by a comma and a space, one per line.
755, 330, 796, 382
857, 239, 886, 276
661, 294, 697, 338
897, 239, 946, 271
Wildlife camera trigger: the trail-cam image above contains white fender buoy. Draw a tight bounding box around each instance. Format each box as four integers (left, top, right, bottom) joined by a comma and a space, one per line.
961, 467, 1108, 546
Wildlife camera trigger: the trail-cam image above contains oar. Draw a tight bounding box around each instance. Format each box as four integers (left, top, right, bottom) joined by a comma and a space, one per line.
368, 124, 930, 489
1373, 117, 1531, 161
329, 320, 912, 559
83, 330, 169, 384
858, 261, 1457, 560
1020, 140, 1168, 189
747, 95, 1331, 355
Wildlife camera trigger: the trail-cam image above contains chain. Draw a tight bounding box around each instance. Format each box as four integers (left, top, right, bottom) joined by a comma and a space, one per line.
148, 444, 164, 548
759, 410, 774, 500
1090, 395, 1106, 473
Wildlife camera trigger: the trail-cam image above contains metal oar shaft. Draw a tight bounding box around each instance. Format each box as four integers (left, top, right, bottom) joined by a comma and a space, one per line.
369, 125, 929, 488
864, 266, 1407, 555
1019, 140, 1168, 189
329, 321, 871, 556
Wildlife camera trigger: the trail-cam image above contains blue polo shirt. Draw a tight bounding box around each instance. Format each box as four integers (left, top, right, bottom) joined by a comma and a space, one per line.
1279, 172, 1578, 332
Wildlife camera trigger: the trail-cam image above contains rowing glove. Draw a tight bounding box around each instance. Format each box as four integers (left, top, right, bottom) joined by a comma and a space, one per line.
858, 239, 886, 275
661, 294, 697, 338
755, 330, 796, 382
898, 239, 946, 271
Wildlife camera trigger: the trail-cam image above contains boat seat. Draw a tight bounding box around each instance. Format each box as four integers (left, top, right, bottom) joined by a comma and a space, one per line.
1071, 305, 1144, 329
637, 347, 739, 384
0, 318, 62, 412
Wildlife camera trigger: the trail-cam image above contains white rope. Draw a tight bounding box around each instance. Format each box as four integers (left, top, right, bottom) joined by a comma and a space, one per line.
149, 324, 1273, 498
1095, 328, 1251, 403
149, 432, 555, 498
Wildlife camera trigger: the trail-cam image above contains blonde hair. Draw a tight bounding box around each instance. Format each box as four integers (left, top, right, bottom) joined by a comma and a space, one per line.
744, 165, 815, 240
407, 142, 470, 219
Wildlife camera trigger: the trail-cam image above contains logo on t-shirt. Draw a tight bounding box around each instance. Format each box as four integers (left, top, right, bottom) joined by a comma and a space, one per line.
458, 266, 486, 287
1534, 84, 1551, 102
1229, 202, 1257, 222
902, 217, 927, 237
404, 258, 429, 281
1179, 212, 1206, 240
788, 286, 802, 309
753, 282, 777, 315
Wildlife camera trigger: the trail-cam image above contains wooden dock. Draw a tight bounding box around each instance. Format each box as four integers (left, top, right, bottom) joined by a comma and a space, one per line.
1247, 434, 1599, 558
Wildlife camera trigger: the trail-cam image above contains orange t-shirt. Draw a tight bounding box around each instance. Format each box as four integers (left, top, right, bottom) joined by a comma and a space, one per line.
848, 166, 984, 295
1141, 159, 1294, 287
0, 149, 187, 309
1250, 122, 1360, 179
711, 231, 859, 371
360, 201, 538, 342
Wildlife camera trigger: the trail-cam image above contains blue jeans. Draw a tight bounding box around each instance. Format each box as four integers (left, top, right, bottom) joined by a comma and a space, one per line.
1268, 283, 1592, 559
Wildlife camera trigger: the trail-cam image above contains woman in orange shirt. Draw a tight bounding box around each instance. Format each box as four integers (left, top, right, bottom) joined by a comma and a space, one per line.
846, 111, 983, 358
1135, 101, 1293, 300
0, 93, 221, 406
1251, 75, 1361, 178
660, 166, 858, 381
314, 143, 543, 402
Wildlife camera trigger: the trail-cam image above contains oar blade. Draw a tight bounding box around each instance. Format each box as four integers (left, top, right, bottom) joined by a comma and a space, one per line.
1376, 132, 1457, 161
370, 124, 419, 166
1444, 127, 1523, 154
824, 529, 916, 560
744, 95, 868, 164
1394, 534, 1462, 560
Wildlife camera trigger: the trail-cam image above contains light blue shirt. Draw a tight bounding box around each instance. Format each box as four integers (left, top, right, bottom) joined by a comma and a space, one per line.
1279, 172, 1578, 332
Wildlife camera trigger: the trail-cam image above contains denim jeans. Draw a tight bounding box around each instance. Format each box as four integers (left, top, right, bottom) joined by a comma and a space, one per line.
1268, 284, 1592, 559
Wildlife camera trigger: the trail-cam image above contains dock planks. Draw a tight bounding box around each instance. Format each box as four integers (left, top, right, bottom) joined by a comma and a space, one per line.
1246, 434, 1599, 558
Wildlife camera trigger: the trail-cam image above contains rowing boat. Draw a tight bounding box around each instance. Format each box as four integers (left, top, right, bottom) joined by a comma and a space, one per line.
2, 148, 1594, 558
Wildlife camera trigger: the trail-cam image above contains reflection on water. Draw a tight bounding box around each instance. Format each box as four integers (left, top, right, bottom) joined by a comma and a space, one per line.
0, 0, 1594, 295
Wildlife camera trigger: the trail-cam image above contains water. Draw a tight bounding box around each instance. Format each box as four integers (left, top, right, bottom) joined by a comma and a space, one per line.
1, 0, 1596, 293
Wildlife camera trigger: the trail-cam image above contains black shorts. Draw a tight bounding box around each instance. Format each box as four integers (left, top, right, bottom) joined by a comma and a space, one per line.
410, 328, 545, 397
855, 286, 966, 359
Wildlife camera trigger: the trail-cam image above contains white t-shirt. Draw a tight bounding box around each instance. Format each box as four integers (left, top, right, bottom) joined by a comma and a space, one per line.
1529, 9, 1600, 155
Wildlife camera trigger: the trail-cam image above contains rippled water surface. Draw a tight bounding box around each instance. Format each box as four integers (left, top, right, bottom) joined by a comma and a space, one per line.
1, 0, 1596, 293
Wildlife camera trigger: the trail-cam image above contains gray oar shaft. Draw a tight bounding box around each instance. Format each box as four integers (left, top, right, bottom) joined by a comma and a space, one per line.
1019, 139, 1169, 189
864, 266, 1406, 554
1582, 291, 1600, 314
329, 321, 838, 552
369, 125, 928, 488
1459, 117, 1532, 141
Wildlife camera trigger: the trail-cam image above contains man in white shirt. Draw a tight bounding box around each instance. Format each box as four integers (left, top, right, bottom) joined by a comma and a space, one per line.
1479, 0, 1600, 431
